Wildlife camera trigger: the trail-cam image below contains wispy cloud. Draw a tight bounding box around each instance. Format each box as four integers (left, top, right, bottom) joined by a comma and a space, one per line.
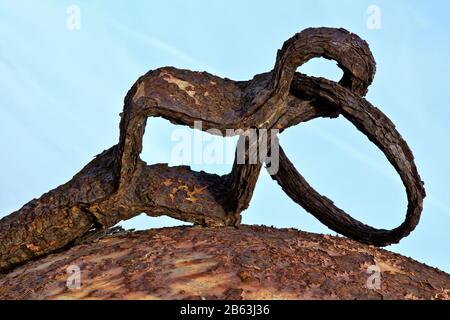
305, 124, 396, 180
89, 2, 222, 75
305, 124, 450, 217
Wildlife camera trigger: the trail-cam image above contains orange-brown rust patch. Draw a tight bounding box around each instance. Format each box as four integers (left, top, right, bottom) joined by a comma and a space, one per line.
160, 70, 199, 104
132, 81, 147, 103
170, 184, 207, 203
26, 243, 41, 252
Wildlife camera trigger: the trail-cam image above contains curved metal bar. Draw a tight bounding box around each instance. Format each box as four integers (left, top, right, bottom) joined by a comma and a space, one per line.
0, 27, 425, 273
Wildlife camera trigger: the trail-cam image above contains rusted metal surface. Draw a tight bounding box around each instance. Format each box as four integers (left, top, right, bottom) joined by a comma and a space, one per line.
0, 226, 448, 300
0, 27, 426, 273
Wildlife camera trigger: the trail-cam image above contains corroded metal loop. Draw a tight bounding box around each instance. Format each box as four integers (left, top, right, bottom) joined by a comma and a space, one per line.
266, 28, 425, 246
0, 27, 425, 273
277, 74, 426, 246
271, 27, 376, 97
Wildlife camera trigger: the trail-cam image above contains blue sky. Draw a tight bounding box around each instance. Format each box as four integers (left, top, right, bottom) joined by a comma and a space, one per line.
0, 1, 449, 273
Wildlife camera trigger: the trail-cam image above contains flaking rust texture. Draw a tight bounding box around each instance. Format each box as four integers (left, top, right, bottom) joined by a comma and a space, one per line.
0, 225, 448, 300
0, 27, 427, 273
